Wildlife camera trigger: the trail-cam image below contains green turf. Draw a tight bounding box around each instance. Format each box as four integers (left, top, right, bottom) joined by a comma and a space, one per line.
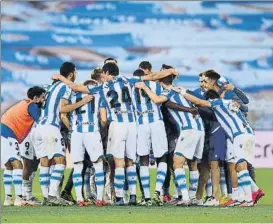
1, 168, 273, 223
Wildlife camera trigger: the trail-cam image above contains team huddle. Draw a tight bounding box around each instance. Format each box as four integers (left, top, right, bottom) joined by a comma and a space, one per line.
1, 59, 265, 207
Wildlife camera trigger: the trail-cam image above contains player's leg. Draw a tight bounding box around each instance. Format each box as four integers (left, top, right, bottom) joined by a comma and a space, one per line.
235, 135, 254, 207
163, 152, 172, 203
46, 126, 70, 206
136, 123, 151, 205
224, 138, 241, 206
195, 159, 210, 206
187, 159, 199, 200
174, 129, 202, 206
1, 136, 25, 206
243, 134, 264, 204
84, 131, 106, 207
82, 152, 94, 202
11, 159, 25, 206
107, 121, 127, 205
3, 162, 13, 206
151, 121, 168, 206
69, 131, 87, 207
61, 168, 75, 203
125, 122, 138, 206
31, 126, 51, 203
22, 158, 34, 203
136, 157, 146, 204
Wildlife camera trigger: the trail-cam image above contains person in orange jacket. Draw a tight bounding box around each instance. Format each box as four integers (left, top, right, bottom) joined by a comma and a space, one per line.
1, 86, 45, 206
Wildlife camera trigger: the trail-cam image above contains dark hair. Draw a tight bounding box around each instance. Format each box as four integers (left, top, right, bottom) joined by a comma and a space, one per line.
133, 69, 145, 77
91, 67, 103, 81
160, 75, 176, 85
104, 57, 117, 64
205, 90, 220, 100
161, 64, 173, 70
139, 61, 152, 71
60, 62, 76, 78
204, 69, 220, 81
102, 62, 119, 76
83, 80, 97, 86
27, 86, 45, 99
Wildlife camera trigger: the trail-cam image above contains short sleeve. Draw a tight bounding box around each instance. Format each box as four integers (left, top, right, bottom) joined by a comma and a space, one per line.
127, 77, 141, 86
160, 89, 175, 100
88, 84, 102, 94
155, 82, 163, 95
223, 90, 236, 100
99, 97, 107, 108
62, 86, 72, 100
210, 98, 223, 108
27, 103, 41, 121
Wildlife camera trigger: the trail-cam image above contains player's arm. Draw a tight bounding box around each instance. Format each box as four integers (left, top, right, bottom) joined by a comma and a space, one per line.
27, 103, 41, 121
60, 97, 93, 113
135, 82, 168, 104
60, 113, 71, 129
52, 75, 89, 93
99, 108, 107, 128
224, 83, 249, 104
172, 87, 211, 107
141, 68, 178, 81
164, 101, 198, 115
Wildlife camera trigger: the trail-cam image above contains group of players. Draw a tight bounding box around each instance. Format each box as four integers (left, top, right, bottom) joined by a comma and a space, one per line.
1, 58, 265, 207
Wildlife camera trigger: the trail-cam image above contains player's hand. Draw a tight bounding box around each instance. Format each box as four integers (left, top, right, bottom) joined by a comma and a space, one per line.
135, 82, 146, 89
170, 68, 179, 76
190, 108, 198, 116
82, 95, 94, 103
223, 83, 235, 91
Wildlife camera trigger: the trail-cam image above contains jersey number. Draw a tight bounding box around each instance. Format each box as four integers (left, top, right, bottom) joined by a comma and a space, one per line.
75, 98, 95, 114
42, 91, 50, 109
135, 88, 151, 104
107, 87, 132, 108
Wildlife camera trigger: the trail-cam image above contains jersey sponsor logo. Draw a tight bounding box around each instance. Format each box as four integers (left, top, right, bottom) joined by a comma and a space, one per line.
75, 120, 95, 126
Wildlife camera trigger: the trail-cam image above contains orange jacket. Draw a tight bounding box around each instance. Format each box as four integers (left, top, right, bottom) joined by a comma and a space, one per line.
1, 100, 35, 143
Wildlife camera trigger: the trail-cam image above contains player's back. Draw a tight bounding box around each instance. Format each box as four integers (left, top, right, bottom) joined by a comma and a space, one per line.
100, 77, 135, 123
39, 81, 71, 128
167, 90, 204, 131
70, 91, 101, 133
132, 80, 163, 124
210, 99, 253, 140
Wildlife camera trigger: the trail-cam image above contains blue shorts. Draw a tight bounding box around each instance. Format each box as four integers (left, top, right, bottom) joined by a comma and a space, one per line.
208, 127, 227, 161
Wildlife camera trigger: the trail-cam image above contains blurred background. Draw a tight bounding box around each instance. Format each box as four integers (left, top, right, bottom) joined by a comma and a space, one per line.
1, 1, 273, 167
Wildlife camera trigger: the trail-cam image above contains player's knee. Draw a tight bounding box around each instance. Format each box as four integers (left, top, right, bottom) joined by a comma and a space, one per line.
235, 160, 247, 172
140, 155, 149, 166
173, 155, 184, 169
54, 155, 66, 165
5, 162, 13, 170
125, 158, 134, 167
157, 154, 167, 164
40, 157, 50, 167
209, 161, 219, 170
114, 158, 125, 168
22, 159, 33, 178
11, 159, 23, 169
188, 159, 198, 171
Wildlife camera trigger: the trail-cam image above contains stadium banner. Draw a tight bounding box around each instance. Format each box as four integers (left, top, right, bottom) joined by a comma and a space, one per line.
253, 131, 273, 168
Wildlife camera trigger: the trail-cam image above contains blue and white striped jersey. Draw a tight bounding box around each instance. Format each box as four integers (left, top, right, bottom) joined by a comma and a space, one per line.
88, 76, 140, 123
131, 81, 163, 124
39, 81, 72, 128
70, 91, 105, 133
162, 89, 204, 131
210, 99, 254, 141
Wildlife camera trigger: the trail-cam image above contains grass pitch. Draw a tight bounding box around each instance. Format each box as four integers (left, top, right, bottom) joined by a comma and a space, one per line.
1, 169, 273, 223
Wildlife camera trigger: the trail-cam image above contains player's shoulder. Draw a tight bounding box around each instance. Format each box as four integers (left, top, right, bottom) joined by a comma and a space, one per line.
209, 98, 225, 107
